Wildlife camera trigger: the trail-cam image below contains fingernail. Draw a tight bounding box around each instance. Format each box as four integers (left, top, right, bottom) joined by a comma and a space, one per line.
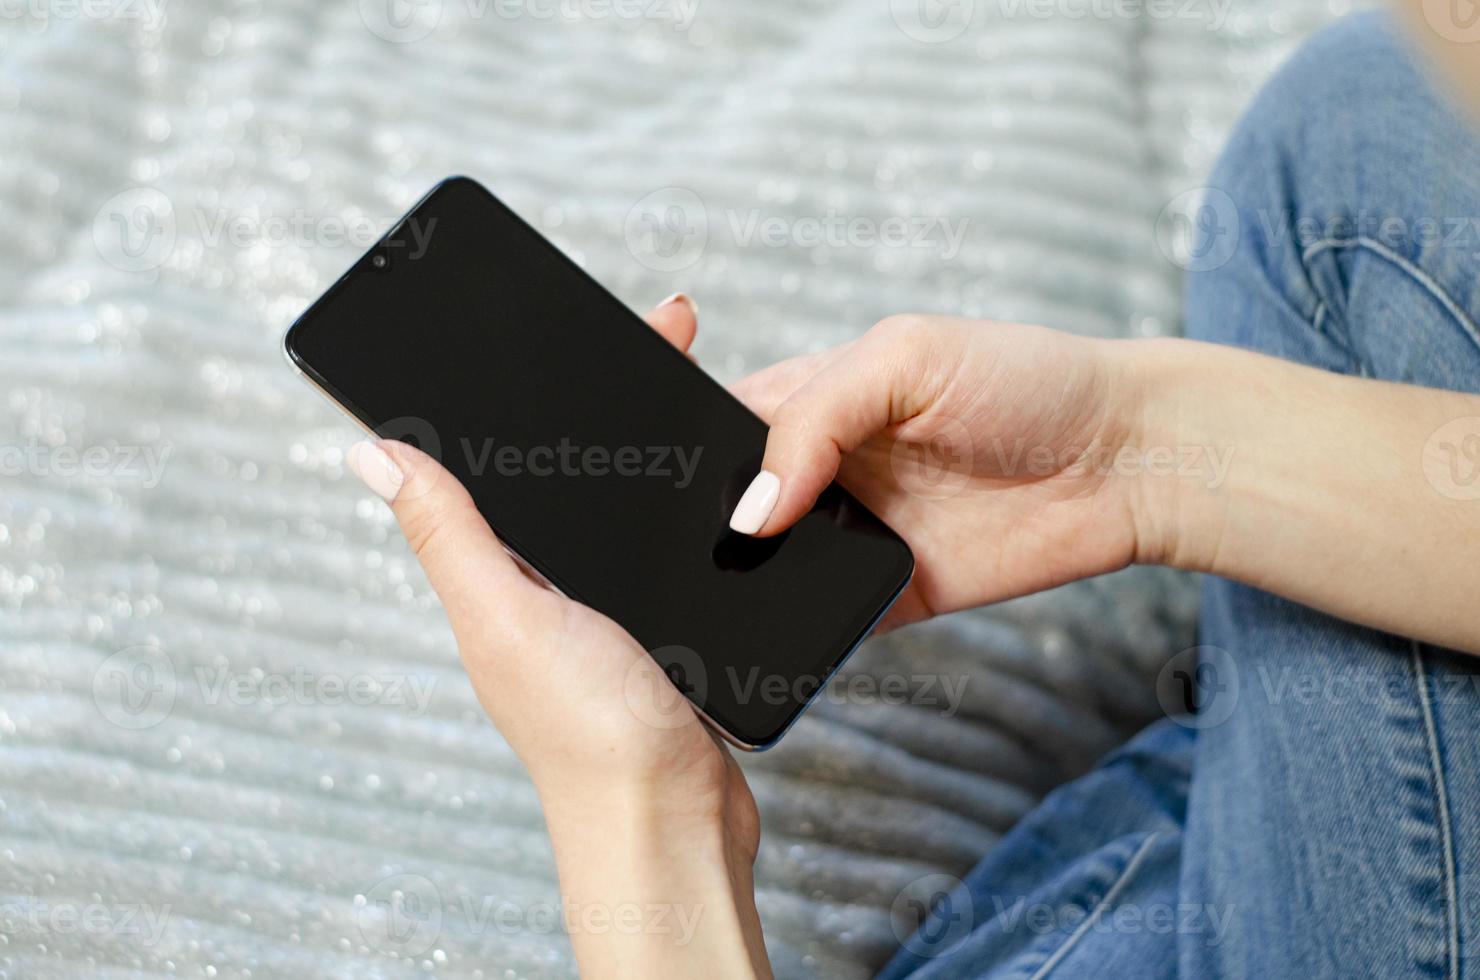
347, 440, 405, 502
658, 292, 699, 318
729, 470, 780, 535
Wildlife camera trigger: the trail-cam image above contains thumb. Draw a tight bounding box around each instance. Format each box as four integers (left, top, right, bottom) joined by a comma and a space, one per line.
642, 292, 699, 354
728, 322, 930, 537
346, 438, 542, 626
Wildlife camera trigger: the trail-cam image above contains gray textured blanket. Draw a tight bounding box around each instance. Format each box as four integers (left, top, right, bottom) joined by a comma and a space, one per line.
0, 2, 1339, 976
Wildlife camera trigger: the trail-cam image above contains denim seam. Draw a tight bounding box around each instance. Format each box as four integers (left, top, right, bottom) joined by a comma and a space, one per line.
1311, 298, 1329, 338
1025, 832, 1161, 980
1302, 235, 1480, 366
1411, 641, 1461, 980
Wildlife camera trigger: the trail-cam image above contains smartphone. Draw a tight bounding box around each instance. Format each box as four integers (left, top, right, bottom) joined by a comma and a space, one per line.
284, 176, 913, 749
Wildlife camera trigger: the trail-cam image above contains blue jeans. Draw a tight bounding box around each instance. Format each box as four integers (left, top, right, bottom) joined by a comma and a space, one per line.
880, 12, 1480, 979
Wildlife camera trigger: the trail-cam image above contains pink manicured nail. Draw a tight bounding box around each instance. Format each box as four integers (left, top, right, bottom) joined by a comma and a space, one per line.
346, 440, 405, 502
658, 292, 699, 318
729, 470, 780, 534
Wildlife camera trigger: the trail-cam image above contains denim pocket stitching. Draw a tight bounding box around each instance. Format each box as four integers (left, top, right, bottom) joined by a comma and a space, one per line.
1410, 641, 1461, 980
1303, 235, 1480, 368
1025, 831, 1162, 980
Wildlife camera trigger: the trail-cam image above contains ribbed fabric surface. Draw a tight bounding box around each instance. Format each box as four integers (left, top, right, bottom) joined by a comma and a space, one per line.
0, 2, 1345, 976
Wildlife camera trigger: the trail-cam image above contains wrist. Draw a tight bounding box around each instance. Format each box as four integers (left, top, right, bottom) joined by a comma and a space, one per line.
1104, 336, 1240, 574
537, 768, 769, 978
539, 770, 758, 877
532, 741, 756, 851
542, 790, 743, 898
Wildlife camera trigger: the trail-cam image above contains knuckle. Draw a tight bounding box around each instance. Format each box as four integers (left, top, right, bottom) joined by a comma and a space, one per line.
399, 500, 454, 563
769, 398, 816, 443
870, 313, 933, 347
769, 403, 837, 475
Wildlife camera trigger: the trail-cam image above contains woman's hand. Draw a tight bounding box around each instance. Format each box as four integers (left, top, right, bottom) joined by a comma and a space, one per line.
730, 315, 1480, 654
344, 297, 1480, 976
348, 295, 770, 980
728, 315, 1160, 629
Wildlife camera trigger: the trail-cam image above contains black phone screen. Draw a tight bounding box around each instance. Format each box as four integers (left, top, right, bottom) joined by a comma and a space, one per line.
285, 177, 913, 748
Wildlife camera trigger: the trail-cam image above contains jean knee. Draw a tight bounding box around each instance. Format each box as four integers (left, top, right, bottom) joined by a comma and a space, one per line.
1183, 11, 1480, 391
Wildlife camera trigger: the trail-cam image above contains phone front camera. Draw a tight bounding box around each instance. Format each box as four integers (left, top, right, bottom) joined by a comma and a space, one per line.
371, 253, 389, 271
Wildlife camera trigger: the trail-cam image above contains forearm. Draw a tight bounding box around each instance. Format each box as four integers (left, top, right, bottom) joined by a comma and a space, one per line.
1123, 337, 1480, 653
541, 787, 771, 979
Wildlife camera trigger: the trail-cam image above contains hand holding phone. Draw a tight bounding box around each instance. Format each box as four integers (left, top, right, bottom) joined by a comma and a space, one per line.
286, 177, 913, 749
344, 313, 771, 976
349, 399, 742, 790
